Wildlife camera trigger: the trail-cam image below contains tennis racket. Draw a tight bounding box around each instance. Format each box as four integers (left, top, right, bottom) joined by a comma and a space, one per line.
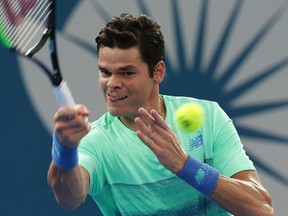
0, 0, 75, 106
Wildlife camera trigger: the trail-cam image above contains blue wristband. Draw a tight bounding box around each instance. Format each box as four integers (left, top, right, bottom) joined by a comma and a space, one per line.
177, 155, 220, 196
52, 131, 78, 170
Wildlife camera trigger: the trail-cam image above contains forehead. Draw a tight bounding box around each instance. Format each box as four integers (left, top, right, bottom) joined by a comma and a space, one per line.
98, 46, 144, 69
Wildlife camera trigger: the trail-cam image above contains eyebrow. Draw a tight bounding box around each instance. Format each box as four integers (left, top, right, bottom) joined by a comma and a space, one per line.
98, 66, 107, 71
98, 65, 138, 72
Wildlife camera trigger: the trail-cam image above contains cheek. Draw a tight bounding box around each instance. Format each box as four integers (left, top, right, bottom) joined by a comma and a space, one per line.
99, 77, 107, 90
132, 79, 154, 98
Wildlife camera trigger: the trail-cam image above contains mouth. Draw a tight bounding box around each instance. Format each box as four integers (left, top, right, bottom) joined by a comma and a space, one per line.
107, 94, 128, 102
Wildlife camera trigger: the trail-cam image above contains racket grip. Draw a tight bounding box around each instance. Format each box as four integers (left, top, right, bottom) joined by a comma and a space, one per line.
53, 81, 76, 106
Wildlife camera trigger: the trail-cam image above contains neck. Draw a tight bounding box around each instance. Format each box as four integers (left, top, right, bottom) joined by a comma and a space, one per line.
119, 95, 166, 132
157, 95, 166, 120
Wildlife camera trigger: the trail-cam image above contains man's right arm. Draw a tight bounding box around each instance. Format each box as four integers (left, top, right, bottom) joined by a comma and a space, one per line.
47, 105, 91, 210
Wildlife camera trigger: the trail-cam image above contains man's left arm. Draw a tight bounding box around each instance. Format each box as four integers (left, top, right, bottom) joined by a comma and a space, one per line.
135, 107, 274, 216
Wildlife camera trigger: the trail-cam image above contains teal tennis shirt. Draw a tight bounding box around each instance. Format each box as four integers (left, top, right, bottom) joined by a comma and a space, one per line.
78, 95, 255, 215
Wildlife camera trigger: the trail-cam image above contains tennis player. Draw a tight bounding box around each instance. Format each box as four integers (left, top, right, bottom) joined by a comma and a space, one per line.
47, 13, 273, 215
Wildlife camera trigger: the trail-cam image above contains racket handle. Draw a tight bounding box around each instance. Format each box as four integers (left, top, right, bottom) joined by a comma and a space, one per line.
53, 81, 76, 106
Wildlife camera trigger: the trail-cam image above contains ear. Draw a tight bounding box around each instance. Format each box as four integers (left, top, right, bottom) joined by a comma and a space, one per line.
153, 61, 166, 84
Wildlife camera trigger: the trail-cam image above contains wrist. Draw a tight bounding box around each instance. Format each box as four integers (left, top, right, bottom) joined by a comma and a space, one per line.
176, 154, 220, 196
51, 131, 79, 170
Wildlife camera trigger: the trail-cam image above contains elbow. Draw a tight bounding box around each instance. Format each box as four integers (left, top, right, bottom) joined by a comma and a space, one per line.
266, 207, 275, 216
55, 192, 87, 211
262, 199, 274, 216
59, 200, 84, 211
234, 203, 274, 216
249, 182, 274, 216
250, 192, 274, 216
260, 189, 274, 216
232, 188, 274, 216
47, 163, 89, 211
254, 205, 274, 216
47, 173, 86, 212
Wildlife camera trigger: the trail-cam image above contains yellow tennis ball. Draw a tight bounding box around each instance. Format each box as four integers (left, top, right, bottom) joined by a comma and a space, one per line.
175, 103, 204, 132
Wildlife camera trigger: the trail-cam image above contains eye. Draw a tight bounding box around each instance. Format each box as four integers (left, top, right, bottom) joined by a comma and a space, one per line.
99, 69, 111, 77
122, 71, 135, 77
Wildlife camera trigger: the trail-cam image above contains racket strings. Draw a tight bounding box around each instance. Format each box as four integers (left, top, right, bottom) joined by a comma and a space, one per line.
0, 0, 52, 54
16, 1, 52, 54
1, 0, 49, 39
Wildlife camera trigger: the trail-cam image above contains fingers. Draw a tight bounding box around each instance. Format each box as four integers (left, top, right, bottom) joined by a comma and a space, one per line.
150, 109, 170, 131
54, 104, 91, 148
135, 107, 188, 173
136, 107, 169, 135
135, 107, 170, 150
54, 104, 90, 122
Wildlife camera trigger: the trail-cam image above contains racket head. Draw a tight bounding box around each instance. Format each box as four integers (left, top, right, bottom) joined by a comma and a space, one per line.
0, 0, 76, 107
0, 0, 55, 56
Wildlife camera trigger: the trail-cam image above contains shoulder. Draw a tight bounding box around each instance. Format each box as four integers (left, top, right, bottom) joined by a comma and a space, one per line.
90, 112, 118, 130
81, 112, 120, 144
163, 94, 231, 131
162, 94, 220, 113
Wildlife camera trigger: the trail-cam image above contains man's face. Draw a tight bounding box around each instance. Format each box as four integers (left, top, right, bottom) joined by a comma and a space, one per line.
98, 46, 157, 118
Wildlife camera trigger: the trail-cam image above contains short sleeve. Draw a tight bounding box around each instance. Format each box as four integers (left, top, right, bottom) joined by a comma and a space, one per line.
210, 104, 255, 177
78, 130, 106, 196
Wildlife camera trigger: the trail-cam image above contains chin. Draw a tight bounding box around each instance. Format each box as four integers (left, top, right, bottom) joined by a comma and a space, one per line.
108, 111, 120, 117
107, 107, 123, 117
108, 107, 138, 118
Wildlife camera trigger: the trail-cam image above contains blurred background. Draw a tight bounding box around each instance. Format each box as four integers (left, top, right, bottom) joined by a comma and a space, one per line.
0, 0, 287, 215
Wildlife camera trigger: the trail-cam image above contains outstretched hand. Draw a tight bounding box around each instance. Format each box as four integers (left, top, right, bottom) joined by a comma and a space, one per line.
135, 107, 188, 173
54, 104, 91, 149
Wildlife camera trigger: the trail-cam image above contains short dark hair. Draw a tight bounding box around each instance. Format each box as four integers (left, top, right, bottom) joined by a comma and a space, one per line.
95, 13, 165, 77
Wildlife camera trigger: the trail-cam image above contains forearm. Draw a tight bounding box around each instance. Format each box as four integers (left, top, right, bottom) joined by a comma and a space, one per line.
210, 174, 274, 216
47, 162, 89, 211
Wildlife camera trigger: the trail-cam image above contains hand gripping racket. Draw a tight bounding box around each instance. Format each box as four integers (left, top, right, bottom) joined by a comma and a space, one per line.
0, 0, 75, 106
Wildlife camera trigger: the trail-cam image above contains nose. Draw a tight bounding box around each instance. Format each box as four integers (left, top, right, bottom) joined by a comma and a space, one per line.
107, 74, 122, 89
